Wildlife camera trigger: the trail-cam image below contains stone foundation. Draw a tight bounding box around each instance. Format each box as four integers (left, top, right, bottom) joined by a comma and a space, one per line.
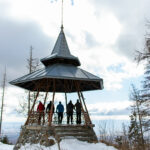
14, 126, 55, 150
14, 125, 98, 150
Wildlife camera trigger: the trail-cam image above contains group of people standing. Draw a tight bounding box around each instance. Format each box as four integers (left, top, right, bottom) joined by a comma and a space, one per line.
66, 100, 81, 124
37, 99, 82, 125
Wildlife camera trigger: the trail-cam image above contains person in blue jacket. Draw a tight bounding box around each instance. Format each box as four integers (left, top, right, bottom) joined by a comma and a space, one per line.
56, 101, 64, 124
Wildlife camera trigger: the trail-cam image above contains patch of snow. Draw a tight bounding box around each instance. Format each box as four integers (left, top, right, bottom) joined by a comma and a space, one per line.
0, 139, 118, 150
19, 143, 51, 150
48, 136, 56, 142
51, 139, 118, 150
0, 142, 14, 150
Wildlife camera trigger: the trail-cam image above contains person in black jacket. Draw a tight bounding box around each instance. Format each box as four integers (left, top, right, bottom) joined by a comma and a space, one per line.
67, 100, 74, 124
46, 101, 55, 113
75, 99, 82, 124
46, 101, 55, 122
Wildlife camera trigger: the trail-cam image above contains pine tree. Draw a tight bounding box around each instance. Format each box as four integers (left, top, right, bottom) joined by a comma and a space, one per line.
128, 85, 145, 150
1, 135, 9, 144
140, 62, 150, 132
135, 28, 150, 148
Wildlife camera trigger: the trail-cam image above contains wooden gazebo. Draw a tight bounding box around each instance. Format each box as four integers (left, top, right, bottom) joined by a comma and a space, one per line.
10, 26, 103, 149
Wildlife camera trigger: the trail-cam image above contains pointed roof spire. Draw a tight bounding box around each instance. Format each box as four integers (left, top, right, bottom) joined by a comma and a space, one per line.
61, 24, 64, 31
41, 28, 81, 66
51, 26, 70, 56
41, 0, 80, 67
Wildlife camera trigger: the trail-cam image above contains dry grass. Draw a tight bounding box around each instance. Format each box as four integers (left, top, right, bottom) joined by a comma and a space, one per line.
98, 121, 150, 150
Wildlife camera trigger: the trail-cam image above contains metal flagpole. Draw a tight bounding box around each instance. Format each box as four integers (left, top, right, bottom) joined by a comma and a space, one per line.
61, 0, 64, 27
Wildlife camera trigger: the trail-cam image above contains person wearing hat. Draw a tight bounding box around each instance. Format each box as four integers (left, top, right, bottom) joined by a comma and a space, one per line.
74, 99, 82, 124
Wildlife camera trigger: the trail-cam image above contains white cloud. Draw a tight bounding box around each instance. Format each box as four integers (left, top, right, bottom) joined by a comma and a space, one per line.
77, 45, 144, 90
0, 86, 65, 122
0, 85, 132, 122
1, 0, 145, 90
0, 0, 147, 124
91, 115, 130, 121
87, 100, 132, 114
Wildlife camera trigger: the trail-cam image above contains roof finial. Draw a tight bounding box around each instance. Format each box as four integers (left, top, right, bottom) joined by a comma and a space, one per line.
61, 0, 64, 30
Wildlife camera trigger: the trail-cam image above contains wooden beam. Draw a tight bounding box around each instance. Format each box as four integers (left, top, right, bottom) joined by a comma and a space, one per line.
25, 81, 43, 125
76, 81, 92, 125
74, 81, 88, 125
64, 80, 68, 111
42, 82, 50, 125
49, 79, 56, 126
80, 92, 92, 124
43, 81, 50, 106
65, 93, 67, 112
25, 88, 40, 125
43, 92, 48, 107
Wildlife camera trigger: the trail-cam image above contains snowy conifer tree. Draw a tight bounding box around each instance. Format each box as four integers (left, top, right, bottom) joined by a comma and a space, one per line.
128, 85, 145, 150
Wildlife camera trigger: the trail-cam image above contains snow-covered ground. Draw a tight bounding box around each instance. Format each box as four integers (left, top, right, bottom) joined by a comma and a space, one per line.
0, 139, 117, 150
0, 142, 14, 150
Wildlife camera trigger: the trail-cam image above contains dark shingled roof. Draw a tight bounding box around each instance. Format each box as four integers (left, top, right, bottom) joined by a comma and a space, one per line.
41, 26, 81, 67
10, 27, 104, 92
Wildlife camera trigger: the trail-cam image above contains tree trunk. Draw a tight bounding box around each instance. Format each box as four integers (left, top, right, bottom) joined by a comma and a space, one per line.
0, 68, 6, 136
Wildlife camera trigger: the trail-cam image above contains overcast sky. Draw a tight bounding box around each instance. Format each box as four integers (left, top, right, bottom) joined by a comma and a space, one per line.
0, 0, 150, 122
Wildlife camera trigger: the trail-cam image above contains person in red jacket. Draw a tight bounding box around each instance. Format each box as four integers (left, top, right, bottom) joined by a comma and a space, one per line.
37, 101, 45, 125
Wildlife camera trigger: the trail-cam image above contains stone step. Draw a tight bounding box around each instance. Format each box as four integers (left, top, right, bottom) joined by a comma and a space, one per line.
54, 125, 98, 143
54, 125, 94, 128
55, 128, 94, 132
55, 132, 93, 137
59, 136, 97, 142
55, 131, 94, 135
54, 126, 92, 131
54, 125, 96, 140
55, 129, 92, 134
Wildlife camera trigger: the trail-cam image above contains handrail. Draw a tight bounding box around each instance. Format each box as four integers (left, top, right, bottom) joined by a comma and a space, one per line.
26, 111, 90, 125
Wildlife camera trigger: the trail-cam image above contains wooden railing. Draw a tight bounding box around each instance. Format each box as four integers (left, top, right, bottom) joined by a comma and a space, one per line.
26, 111, 92, 125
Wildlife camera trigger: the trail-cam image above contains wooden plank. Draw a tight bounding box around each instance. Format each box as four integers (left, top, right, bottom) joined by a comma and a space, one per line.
64, 80, 68, 111
25, 83, 41, 125
80, 92, 92, 124
49, 79, 56, 125
74, 81, 88, 125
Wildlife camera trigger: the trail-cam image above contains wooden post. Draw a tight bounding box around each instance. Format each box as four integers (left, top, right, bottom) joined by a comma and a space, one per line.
28, 91, 31, 115
65, 93, 67, 112
44, 80, 51, 106
43, 92, 48, 107
64, 80, 68, 111
80, 92, 92, 124
49, 79, 56, 126
74, 81, 88, 125
25, 86, 40, 125
43, 87, 49, 125
77, 91, 88, 125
